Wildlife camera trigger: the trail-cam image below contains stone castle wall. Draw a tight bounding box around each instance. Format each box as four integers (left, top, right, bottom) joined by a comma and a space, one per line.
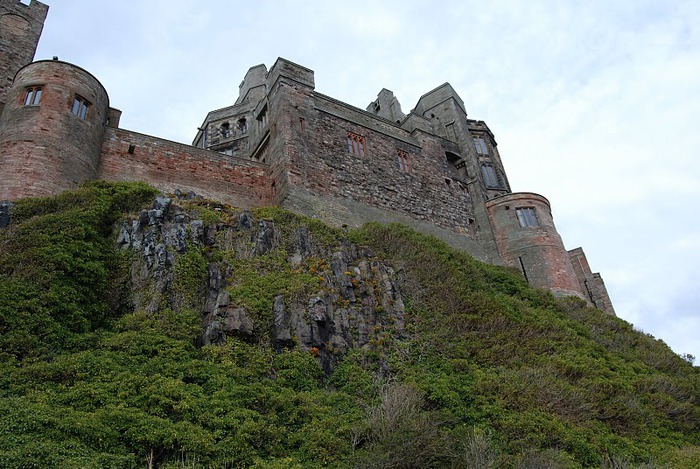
273, 86, 477, 236
486, 192, 586, 298
98, 127, 274, 209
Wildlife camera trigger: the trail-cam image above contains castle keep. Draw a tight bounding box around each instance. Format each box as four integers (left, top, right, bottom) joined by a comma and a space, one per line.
0, 0, 615, 314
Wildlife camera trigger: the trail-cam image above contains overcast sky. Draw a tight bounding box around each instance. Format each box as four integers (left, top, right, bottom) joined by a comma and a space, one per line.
33, 0, 700, 361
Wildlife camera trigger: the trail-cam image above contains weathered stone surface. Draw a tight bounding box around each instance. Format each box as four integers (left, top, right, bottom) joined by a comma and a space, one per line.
114, 196, 409, 372
0, 201, 13, 229
253, 219, 276, 255
220, 307, 254, 339
203, 320, 224, 345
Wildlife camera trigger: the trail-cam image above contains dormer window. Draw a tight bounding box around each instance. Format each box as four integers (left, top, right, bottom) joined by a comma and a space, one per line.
23, 86, 42, 106
221, 122, 231, 138
71, 95, 90, 120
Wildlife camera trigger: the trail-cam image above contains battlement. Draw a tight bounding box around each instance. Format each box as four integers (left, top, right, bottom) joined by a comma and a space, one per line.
0, 0, 48, 19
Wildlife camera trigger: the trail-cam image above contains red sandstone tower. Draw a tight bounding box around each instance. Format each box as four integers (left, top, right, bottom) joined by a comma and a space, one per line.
0, 60, 109, 199
485, 193, 585, 298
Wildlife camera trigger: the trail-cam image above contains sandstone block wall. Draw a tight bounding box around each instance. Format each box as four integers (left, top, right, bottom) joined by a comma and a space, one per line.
98, 127, 274, 208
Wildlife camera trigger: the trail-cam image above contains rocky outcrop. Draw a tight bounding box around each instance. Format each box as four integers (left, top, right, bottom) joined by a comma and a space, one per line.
0, 201, 11, 229
115, 195, 407, 372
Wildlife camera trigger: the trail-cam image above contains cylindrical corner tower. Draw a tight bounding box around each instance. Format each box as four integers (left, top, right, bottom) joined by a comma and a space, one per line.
0, 59, 109, 200
485, 192, 585, 298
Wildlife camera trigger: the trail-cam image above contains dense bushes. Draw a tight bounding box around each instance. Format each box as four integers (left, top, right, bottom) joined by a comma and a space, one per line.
1, 183, 698, 467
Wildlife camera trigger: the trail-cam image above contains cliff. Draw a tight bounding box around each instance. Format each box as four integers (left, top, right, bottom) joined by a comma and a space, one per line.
0, 182, 697, 468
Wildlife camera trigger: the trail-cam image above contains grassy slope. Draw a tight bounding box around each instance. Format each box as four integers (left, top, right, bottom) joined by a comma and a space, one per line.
0, 182, 698, 468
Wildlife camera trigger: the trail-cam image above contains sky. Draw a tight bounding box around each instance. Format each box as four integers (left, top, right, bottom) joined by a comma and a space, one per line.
32, 0, 700, 360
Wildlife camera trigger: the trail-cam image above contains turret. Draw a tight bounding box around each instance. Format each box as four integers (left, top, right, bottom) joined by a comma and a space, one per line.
486, 192, 585, 299
0, 0, 48, 116
0, 60, 109, 199
367, 89, 406, 123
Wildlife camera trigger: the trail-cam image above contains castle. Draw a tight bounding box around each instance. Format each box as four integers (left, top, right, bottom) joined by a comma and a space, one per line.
0, 0, 614, 315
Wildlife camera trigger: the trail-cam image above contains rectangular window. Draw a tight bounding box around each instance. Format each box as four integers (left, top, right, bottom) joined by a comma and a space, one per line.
71, 96, 90, 120
238, 118, 248, 134
481, 164, 502, 188
221, 123, 231, 139
23, 86, 42, 106
397, 149, 411, 173
257, 106, 268, 129
473, 137, 488, 155
516, 207, 539, 227
347, 131, 366, 157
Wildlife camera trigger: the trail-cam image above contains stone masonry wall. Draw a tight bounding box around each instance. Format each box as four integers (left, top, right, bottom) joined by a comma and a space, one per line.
98, 127, 274, 208
279, 89, 476, 236
0, 0, 47, 113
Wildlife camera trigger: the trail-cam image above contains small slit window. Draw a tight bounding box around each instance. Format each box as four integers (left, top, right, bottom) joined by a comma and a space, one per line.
238, 118, 247, 134
347, 131, 366, 157
516, 207, 539, 227
23, 86, 42, 106
71, 95, 90, 120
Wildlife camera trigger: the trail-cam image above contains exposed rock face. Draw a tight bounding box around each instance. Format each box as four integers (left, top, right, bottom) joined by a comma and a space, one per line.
115, 196, 406, 372
0, 201, 11, 229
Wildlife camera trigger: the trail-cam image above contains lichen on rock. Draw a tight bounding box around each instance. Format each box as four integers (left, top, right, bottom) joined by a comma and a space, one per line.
115, 193, 407, 372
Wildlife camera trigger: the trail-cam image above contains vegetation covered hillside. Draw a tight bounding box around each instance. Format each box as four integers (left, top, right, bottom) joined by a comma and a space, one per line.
0, 182, 698, 468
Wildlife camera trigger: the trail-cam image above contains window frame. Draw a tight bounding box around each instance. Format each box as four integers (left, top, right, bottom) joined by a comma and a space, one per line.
396, 149, 412, 173
23, 86, 42, 106
221, 122, 231, 139
481, 163, 502, 188
516, 207, 539, 227
473, 137, 488, 155
71, 95, 90, 120
346, 131, 366, 157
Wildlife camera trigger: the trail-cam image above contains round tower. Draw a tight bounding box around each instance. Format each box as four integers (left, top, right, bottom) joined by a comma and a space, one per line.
0, 59, 109, 200
485, 192, 584, 298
